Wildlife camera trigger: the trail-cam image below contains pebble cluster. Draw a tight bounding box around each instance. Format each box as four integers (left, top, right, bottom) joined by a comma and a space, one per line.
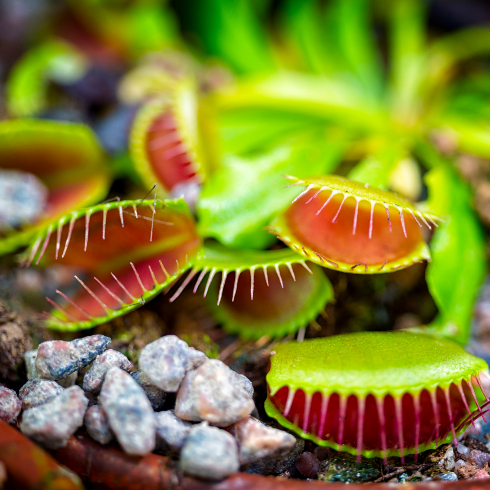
0, 334, 297, 481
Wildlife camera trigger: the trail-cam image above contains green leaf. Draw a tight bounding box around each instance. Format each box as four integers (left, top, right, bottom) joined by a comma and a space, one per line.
425, 164, 487, 345
197, 133, 346, 249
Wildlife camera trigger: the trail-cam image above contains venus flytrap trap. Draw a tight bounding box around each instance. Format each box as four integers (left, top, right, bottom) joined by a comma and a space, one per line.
24, 198, 201, 331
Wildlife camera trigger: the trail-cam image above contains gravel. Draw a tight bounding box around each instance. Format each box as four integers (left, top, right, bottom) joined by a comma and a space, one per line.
230, 416, 296, 465
19, 378, 64, 410
83, 349, 133, 394
131, 371, 166, 410
295, 451, 321, 479
25, 348, 77, 387
180, 423, 239, 480
100, 367, 156, 455
139, 335, 206, 392
175, 359, 255, 426
0, 387, 22, 423
155, 410, 192, 452
35, 335, 110, 380
84, 405, 113, 445
20, 386, 88, 449
469, 449, 490, 467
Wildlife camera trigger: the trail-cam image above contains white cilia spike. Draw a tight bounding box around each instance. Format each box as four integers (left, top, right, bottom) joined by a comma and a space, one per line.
169, 268, 198, 303
356, 396, 366, 462
55, 289, 92, 319
426, 214, 438, 228
306, 186, 326, 204
175, 259, 180, 272
467, 378, 487, 422
291, 184, 314, 204
132, 204, 139, 219
262, 265, 269, 286
317, 394, 330, 439
55, 219, 64, 260
275, 264, 284, 288
193, 267, 209, 294
352, 198, 360, 235
232, 269, 241, 302
409, 209, 422, 227
476, 374, 490, 401
94, 277, 124, 307
398, 207, 407, 238
413, 393, 421, 461
332, 195, 347, 223
148, 265, 159, 288
102, 208, 108, 240
337, 395, 347, 448
217, 271, 228, 305
444, 387, 458, 444
111, 272, 136, 301
417, 211, 431, 230
376, 396, 388, 464
62, 215, 77, 258
302, 393, 312, 433
130, 262, 147, 293
286, 263, 296, 281
299, 261, 312, 274
394, 397, 405, 463
384, 204, 392, 232
118, 202, 124, 228
26, 236, 42, 268
457, 383, 475, 427
250, 267, 255, 300
297, 327, 305, 343
369, 201, 375, 239
430, 389, 441, 444
159, 261, 170, 279
283, 388, 296, 418
74, 276, 110, 314
203, 267, 217, 298
84, 211, 92, 252
45, 297, 78, 322
316, 190, 338, 216
36, 225, 53, 265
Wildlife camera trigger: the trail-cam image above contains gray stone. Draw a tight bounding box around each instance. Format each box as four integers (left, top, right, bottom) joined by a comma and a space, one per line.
83, 349, 133, 394
181, 423, 239, 481
0, 387, 22, 423
435, 472, 458, 482
20, 386, 88, 449
139, 335, 206, 392
130, 371, 166, 411
175, 359, 254, 427
100, 367, 155, 455
469, 449, 490, 468
155, 410, 192, 452
84, 405, 113, 445
246, 438, 305, 476
19, 379, 64, 410
230, 416, 296, 464
457, 443, 469, 456
26, 349, 78, 387
35, 335, 110, 380
438, 446, 455, 472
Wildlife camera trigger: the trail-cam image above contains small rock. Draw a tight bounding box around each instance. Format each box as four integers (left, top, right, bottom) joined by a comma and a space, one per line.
83, 349, 133, 394
318, 454, 381, 483
175, 359, 254, 426
181, 423, 239, 481
457, 443, 470, 456
19, 379, 64, 410
155, 410, 192, 452
295, 451, 321, 479
471, 469, 490, 479
131, 371, 166, 410
139, 335, 206, 392
20, 386, 88, 449
100, 367, 155, 455
0, 386, 22, 423
434, 472, 458, 482
246, 438, 305, 476
455, 459, 467, 472
84, 405, 113, 445
230, 416, 296, 465
25, 349, 77, 387
469, 449, 490, 467
425, 444, 455, 471
35, 335, 110, 380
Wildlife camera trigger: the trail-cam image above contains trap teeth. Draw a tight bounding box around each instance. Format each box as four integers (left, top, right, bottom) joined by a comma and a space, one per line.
271, 175, 440, 274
